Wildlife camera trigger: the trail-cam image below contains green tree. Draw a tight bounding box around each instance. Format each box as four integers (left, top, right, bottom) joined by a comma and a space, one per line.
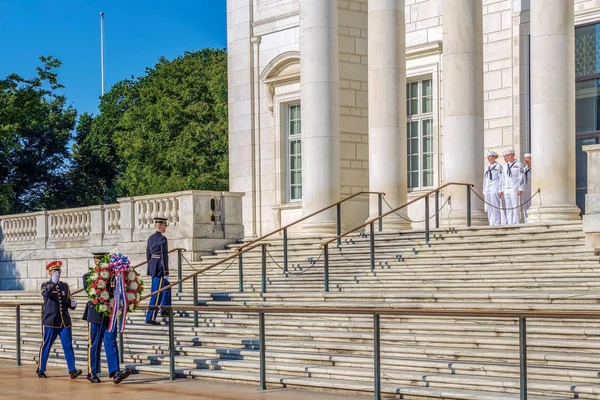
0, 56, 76, 214
112, 48, 229, 195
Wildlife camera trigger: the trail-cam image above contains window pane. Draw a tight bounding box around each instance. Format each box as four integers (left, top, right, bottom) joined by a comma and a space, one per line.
290, 139, 301, 155
290, 155, 301, 170
409, 99, 419, 115
575, 24, 600, 77
422, 136, 433, 153
410, 154, 419, 170
410, 82, 419, 98
422, 97, 432, 113
409, 121, 419, 138
422, 171, 433, 187
422, 153, 433, 170
422, 80, 432, 97
410, 138, 419, 154
410, 171, 419, 188
422, 119, 432, 135
289, 104, 300, 120
576, 79, 600, 134
291, 171, 302, 185
291, 186, 302, 201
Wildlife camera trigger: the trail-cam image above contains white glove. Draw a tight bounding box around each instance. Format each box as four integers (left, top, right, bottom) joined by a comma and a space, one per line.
71, 300, 77, 308
51, 271, 60, 283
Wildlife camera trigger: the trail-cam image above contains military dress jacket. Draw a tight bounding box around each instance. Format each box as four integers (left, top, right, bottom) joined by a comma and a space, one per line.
41, 280, 76, 328
81, 273, 110, 326
146, 231, 169, 277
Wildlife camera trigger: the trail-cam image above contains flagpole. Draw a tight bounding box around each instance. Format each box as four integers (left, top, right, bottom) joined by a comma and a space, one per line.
100, 12, 105, 95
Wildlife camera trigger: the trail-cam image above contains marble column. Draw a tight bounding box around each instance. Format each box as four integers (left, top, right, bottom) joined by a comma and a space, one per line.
300, 0, 340, 234
367, 0, 411, 231
527, 0, 581, 223
441, 0, 487, 226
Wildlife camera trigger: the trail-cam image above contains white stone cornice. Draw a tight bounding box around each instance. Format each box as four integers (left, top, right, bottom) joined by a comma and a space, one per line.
406, 41, 443, 60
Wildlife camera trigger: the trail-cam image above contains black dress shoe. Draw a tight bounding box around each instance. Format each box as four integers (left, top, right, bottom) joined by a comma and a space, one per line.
69, 369, 82, 379
112, 368, 131, 384
87, 373, 101, 383
36, 368, 47, 378
145, 320, 161, 326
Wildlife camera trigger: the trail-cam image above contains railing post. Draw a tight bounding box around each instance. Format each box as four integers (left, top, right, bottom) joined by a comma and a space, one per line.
434, 190, 440, 229
370, 222, 375, 271
424, 194, 430, 243
259, 312, 266, 390
336, 204, 342, 248
168, 307, 176, 381
466, 185, 472, 227
520, 317, 527, 400
324, 244, 329, 292
261, 244, 267, 294
377, 194, 383, 232
283, 228, 288, 273
238, 253, 244, 292
177, 250, 183, 294
119, 330, 124, 364
15, 305, 21, 366
373, 313, 381, 400
193, 275, 199, 328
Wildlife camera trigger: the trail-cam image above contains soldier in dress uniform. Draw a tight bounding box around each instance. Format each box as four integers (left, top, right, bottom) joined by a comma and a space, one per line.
145, 217, 171, 325
37, 260, 82, 379
498, 149, 524, 225
521, 153, 532, 222
83, 252, 131, 384
483, 151, 503, 226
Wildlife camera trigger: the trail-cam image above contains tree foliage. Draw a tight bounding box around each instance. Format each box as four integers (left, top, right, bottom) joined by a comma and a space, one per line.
0, 56, 76, 214
112, 48, 229, 195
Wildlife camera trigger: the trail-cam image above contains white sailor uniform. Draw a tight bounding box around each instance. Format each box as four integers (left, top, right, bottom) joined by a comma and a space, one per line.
483, 162, 503, 226
500, 160, 524, 225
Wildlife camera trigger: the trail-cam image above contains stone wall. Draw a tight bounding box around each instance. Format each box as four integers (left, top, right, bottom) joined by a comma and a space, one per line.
0, 191, 244, 291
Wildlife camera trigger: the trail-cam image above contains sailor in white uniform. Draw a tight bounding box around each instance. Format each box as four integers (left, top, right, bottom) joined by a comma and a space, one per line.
500, 152, 509, 225
521, 153, 532, 222
498, 149, 524, 225
483, 151, 503, 226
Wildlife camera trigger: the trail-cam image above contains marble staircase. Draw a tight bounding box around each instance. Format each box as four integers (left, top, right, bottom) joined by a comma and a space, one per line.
1, 222, 599, 399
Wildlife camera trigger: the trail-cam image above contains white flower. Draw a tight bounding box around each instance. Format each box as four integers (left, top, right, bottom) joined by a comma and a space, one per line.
136, 292, 141, 301
128, 303, 135, 312
100, 271, 109, 279
98, 304, 108, 312
96, 280, 106, 289
100, 291, 110, 300
87, 287, 95, 296
129, 282, 138, 290
126, 293, 136, 301
91, 273, 99, 281
128, 272, 137, 281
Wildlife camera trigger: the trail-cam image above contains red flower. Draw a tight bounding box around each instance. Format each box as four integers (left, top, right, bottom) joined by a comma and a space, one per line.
96, 288, 101, 294
93, 299, 98, 304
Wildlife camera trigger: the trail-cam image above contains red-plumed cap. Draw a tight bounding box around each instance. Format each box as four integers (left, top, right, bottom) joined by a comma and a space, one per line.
46, 260, 63, 271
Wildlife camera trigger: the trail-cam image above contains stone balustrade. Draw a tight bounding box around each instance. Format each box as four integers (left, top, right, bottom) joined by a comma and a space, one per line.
0, 190, 244, 290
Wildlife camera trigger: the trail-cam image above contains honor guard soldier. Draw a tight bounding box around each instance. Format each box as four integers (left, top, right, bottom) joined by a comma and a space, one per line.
37, 260, 82, 379
498, 149, 524, 225
83, 252, 131, 384
145, 217, 172, 325
483, 151, 503, 226
521, 153, 532, 222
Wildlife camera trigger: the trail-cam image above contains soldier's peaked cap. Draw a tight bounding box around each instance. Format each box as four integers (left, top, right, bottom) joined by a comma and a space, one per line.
154, 217, 168, 224
46, 260, 63, 271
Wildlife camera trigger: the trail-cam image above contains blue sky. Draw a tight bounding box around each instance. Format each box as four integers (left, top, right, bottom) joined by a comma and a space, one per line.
0, 0, 227, 116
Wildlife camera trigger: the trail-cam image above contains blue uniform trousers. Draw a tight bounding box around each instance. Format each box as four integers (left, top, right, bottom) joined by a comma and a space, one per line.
87, 322, 119, 375
145, 276, 171, 322
38, 326, 76, 373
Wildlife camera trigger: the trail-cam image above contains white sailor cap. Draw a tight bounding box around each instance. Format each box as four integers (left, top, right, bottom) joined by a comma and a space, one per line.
524, 153, 531, 158
487, 151, 498, 157
502, 149, 515, 156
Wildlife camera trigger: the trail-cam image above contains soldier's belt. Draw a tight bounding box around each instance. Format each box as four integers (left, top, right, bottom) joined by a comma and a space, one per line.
151, 254, 161, 259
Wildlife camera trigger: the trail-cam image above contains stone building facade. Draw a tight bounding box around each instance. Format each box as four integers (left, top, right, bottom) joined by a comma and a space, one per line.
227, 0, 600, 236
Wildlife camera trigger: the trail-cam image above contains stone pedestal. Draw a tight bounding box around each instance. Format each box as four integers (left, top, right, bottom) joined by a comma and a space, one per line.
367, 0, 411, 231
527, 0, 581, 223
441, 0, 487, 227
300, 0, 340, 234
583, 144, 600, 249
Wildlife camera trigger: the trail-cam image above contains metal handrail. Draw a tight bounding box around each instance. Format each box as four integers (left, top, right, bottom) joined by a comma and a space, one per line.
236, 191, 385, 272
137, 303, 596, 399
139, 242, 271, 302
316, 182, 474, 291
321, 182, 473, 248
71, 247, 186, 296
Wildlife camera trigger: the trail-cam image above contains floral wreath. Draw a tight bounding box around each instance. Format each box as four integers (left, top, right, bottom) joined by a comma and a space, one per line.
86, 253, 144, 317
